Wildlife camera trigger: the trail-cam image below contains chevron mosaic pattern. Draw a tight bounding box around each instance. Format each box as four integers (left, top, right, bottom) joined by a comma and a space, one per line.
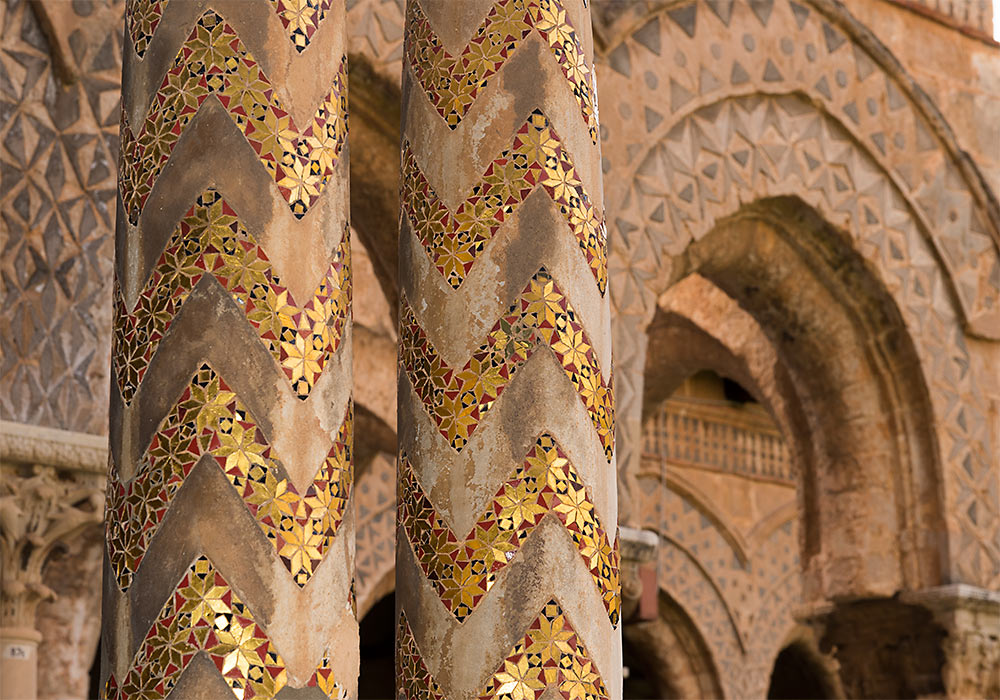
402, 110, 607, 293
113, 191, 351, 403
400, 435, 620, 624
396, 602, 609, 700
119, 11, 348, 223
406, 0, 598, 141
400, 269, 614, 459
104, 556, 346, 699
126, 0, 334, 57
106, 365, 353, 590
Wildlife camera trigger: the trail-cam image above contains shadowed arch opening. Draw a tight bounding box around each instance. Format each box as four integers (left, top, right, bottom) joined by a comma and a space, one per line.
623, 592, 724, 699
661, 196, 947, 601
766, 641, 838, 699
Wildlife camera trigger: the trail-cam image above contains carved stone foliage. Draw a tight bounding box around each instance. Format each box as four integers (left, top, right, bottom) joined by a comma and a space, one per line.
0, 462, 104, 628
0, 0, 121, 435
599, 0, 999, 591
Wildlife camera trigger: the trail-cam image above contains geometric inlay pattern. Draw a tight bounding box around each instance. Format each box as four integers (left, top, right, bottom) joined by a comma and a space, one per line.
402, 110, 607, 294
400, 434, 620, 624
105, 365, 353, 590
104, 556, 346, 699
406, 0, 598, 141
400, 269, 614, 459
119, 11, 348, 223
112, 191, 351, 402
127, 0, 333, 57
397, 602, 609, 700
0, 0, 121, 433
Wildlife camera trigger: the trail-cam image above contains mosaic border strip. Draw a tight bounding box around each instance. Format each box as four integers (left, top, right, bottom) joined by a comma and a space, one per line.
400, 434, 620, 624
119, 11, 348, 223
104, 556, 346, 700
406, 0, 598, 141
113, 191, 351, 403
402, 110, 607, 294
106, 364, 353, 590
126, 0, 334, 57
396, 602, 609, 700
400, 268, 614, 459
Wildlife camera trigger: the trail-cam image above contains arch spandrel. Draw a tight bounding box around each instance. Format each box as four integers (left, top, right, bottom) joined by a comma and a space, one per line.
598, 0, 999, 593
597, 0, 999, 339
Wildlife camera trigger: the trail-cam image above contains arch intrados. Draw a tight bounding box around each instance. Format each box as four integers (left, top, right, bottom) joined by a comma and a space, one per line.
642, 310, 770, 421
766, 636, 842, 699
661, 197, 946, 596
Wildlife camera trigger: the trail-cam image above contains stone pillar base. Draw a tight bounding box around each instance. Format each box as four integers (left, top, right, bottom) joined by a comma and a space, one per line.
1, 626, 42, 700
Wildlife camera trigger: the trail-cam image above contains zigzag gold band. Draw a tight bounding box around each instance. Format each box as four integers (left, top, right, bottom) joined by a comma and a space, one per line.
406, 0, 598, 141
106, 364, 353, 590
113, 191, 351, 403
119, 11, 348, 223
402, 110, 607, 294
400, 269, 614, 459
400, 435, 620, 625
396, 604, 609, 700
105, 556, 346, 699
126, 0, 333, 57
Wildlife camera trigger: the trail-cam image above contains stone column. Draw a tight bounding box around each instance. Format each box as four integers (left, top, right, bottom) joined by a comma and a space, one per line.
0, 422, 106, 700
396, 1, 620, 698
102, 1, 355, 697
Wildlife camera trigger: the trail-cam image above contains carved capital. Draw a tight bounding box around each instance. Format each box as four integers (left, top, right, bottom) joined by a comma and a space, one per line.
619, 526, 658, 621
902, 585, 1000, 699
0, 459, 105, 629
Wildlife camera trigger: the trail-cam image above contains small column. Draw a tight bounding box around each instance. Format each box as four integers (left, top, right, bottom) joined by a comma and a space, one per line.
0, 438, 104, 700
103, 0, 355, 697
397, 1, 620, 698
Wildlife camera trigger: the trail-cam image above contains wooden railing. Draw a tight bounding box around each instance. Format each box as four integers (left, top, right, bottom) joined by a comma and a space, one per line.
642, 399, 794, 483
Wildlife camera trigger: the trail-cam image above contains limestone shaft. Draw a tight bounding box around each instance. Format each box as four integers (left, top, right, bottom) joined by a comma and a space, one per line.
396, 1, 621, 698
101, 1, 356, 697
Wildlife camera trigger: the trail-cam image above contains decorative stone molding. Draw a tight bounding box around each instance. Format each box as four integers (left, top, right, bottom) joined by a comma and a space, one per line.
0, 422, 108, 475
1, 422, 106, 628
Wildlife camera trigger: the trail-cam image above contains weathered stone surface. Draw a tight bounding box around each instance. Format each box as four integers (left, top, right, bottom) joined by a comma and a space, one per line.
1, 0, 998, 697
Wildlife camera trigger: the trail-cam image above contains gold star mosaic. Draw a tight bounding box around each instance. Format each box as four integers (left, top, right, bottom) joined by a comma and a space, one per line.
119, 11, 348, 223
396, 602, 609, 700
105, 365, 353, 590
113, 191, 351, 403
406, 0, 598, 141
400, 434, 620, 624
104, 556, 346, 700
400, 268, 614, 460
401, 110, 607, 294
127, 0, 334, 57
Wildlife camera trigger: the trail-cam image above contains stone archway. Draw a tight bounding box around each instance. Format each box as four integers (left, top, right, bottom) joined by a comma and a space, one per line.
635, 276, 806, 697
663, 198, 945, 594
766, 638, 840, 699
598, 0, 999, 592
628, 194, 956, 696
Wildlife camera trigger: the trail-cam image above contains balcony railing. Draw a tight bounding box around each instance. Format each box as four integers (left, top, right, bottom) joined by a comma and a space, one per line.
642, 398, 794, 483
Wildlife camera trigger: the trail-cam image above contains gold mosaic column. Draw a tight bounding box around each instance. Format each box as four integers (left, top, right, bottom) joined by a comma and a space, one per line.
102, 1, 355, 697
397, 1, 620, 698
